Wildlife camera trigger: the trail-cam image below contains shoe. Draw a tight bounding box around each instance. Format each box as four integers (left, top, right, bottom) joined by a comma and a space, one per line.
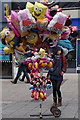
25, 81, 30, 84
10, 81, 17, 84
52, 97, 57, 106
19, 79, 24, 82
57, 97, 62, 107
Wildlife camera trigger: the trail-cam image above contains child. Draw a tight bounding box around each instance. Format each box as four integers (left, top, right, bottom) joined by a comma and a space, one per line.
49, 46, 67, 107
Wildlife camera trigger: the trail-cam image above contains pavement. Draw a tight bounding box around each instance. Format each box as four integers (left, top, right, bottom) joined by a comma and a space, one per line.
0, 73, 78, 119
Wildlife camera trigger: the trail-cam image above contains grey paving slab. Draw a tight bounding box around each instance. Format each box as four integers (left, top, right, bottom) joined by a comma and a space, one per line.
1, 74, 78, 118
60, 103, 78, 118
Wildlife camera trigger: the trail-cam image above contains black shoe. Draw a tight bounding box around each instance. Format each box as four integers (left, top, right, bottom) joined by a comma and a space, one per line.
25, 81, 30, 84
19, 79, 24, 82
10, 81, 17, 84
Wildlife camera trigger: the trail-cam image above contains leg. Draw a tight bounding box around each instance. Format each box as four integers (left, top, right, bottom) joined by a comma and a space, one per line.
23, 68, 30, 83
19, 72, 25, 81
51, 79, 57, 106
56, 80, 62, 98
11, 66, 23, 84
56, 80, 62, 106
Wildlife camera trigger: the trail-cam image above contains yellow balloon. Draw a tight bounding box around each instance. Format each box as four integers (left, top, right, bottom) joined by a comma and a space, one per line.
4, 47, 14, 53
40, 92, 44, 98
41, 63, 45, 67
35, 62, 38, 68
48, 62, 53, 67
39, 60, 43, 63
44, 63, 47, 66
28, 63, 32, 67
26, 2, 34, 13
32, 65, 34, 69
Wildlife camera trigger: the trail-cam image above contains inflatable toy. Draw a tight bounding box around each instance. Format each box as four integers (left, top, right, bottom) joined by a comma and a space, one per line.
4, 4, 9, 17
47, 12, 67, 34
4, 46, 14, 53
40, 0, 48, 5
0, 28, 29, 54
18, 8, 36, 32
26, 2, 34, 13
32, 2, 48, 19
36, 18, 48, 31
39, 48, 46, 57
25, 31, 39, 44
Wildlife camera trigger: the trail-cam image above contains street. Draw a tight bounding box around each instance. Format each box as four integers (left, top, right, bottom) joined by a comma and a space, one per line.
0, 74, 78, 119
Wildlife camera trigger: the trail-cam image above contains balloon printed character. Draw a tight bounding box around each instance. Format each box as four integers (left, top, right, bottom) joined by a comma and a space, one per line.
0, 28, 31, 55
32, 2, 48, 19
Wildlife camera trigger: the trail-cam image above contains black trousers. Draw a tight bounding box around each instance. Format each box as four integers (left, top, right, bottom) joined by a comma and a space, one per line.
51, 79, 62, 98
14, 65, 30, 83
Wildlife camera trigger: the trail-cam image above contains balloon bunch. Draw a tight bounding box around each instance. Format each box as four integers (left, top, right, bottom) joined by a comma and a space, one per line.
23, 48, 54, 72
29, 72, 52, 101
29, 73, 52, 89
31, 89, 46, 101
0, 1, 78, 58
0, 1, 78, 101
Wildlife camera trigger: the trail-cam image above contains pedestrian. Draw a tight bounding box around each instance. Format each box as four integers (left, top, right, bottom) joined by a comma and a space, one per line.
11, 63, 30, 84
49, 46, 67, 107
19, 66, 31, 83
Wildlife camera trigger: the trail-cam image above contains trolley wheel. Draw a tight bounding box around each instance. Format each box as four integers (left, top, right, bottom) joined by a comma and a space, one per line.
50, 106, 61, 117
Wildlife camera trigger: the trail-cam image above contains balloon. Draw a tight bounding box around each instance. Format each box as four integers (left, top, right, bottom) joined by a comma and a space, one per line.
33, 91, 39, 100
18, 8, 36, 32
26, 2, 34, 13
34, 62, 39, 69
4, 47, 14, 53
36, 18, 48, 31
40, 92, 44, 98
25, 31, 39, 44
48, 61, 53, 68
32, 2, 48, 19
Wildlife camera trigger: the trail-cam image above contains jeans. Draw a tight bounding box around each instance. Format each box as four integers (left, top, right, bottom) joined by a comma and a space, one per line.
14, 64, 30, 83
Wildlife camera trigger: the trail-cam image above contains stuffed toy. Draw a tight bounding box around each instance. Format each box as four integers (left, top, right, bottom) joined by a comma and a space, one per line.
32, 2, 48, 19
0, 28, 30, 54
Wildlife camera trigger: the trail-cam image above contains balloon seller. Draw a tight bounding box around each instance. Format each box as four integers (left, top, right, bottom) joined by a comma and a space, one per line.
48, 46, 67, 107
0, 1, 78, 108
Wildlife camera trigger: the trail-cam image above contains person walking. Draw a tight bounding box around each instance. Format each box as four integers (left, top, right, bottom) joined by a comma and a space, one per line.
11, 63, 30, 84
49, 46, 67, 107
19, 66, 31, 83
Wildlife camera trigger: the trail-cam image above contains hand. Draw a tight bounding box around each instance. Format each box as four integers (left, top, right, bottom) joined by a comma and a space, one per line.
60, 71, 64, 76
